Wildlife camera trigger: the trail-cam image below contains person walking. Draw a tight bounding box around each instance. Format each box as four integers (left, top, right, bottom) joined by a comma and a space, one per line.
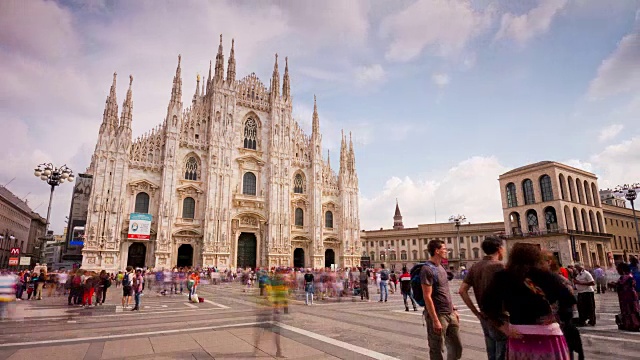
131, 269, 143, 311
399, 266, 417, 312
615, 262, 640, 331
482, 243, 574, 360
574, 264, 596, 327
458, 236, 506, 360
121, 266, 134, 309
304, 268, 314, 305
379, 264, 389, 302
421, 239, 462, 360
593, 265, 606, 294
359, 267, 370, 301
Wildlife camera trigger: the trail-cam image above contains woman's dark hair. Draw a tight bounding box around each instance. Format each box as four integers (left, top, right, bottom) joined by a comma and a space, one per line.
617, 262, 631, 275
506, 243, 545, 280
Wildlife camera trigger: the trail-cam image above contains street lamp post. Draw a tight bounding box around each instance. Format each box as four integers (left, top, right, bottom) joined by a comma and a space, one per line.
449, 214, 466, 269
614, 183, 640, 249
34, 163, 74, 263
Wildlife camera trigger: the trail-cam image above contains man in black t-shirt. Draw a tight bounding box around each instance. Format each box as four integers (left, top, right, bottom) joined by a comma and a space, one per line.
304, 269, 314, 305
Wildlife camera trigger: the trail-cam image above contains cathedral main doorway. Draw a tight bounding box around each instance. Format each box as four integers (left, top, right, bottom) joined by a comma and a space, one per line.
127, 242, 146, 269
293, 248, 305, 268
325, 249, 335, 269
177, 244, 194, 267
237, 232, 257, 269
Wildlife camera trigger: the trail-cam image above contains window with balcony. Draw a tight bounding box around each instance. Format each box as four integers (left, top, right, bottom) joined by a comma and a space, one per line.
182, 197, 195, 219
400, 251, 408, 260
242, 172, 257, 195
295, 208, 304, 226
134, 192, 150, 213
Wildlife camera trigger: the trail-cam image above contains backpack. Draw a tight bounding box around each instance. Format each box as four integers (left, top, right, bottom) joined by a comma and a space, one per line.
380, 269, 389, 281
359, 271, 368, 282
123, 273, 132, 287
104, 277, 112, 288
410, 262, 439, 307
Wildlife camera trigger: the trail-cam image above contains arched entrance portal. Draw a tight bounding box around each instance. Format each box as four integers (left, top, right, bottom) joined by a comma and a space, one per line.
293, 248, 305, 268
325, 249, 335, 269
177, 244, 194, 267
237, 232, 257, 269
127, 242, 146, 269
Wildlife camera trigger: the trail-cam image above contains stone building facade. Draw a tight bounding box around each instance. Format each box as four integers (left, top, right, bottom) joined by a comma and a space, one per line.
81, 37, 360, 271
0, 186, 46, 267
499, 161, 612, 268
601, 203, 640, 263
361, 203, 505, 271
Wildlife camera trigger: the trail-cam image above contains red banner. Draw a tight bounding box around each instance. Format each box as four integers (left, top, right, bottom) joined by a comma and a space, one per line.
8, 258, 18, 266
127, 234, 150, 240
10, 247, 20, 256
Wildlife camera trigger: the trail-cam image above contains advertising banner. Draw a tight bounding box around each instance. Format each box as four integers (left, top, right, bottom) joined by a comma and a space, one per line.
19, 257, 31, 266
10, 247, 20, 256
127, 213, 153, 240
8, 258, 18, 266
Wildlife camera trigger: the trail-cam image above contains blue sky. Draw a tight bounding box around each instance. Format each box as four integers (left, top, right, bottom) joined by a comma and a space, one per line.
1, 0, 639, 233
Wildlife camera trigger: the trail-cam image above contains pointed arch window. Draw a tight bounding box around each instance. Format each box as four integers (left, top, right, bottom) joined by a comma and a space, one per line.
242, 172, 256, 195
523, 179, 535, 205
325, 211, 333, 229
243, 118, 257, 150
539, 175, 553, 202
293, 173, 304, 194
506, 183, 518, 207
182, 197, 195, 219
295, 208, 304, 226
134, 192, 150, 213
185, 157, 198, 181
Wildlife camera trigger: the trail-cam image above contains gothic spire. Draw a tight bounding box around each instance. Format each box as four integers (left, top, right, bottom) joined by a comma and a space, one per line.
214, 34, 224, 82
282, 56, 290, 101
312, 95, 319, 134
207, 60, 212, 86
271, 53, 280, 98
101, 72, 119, 131
227, 38, 236, 82
170, 55, 182, 105
393, 199, 404, 229
340, 129, 347, 171
119, 75, 133, 130
327, 149, 331, 170
195, 74, 200, 97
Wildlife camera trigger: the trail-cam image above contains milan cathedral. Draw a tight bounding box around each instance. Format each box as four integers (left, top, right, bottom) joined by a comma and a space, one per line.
81, 36, 361, 272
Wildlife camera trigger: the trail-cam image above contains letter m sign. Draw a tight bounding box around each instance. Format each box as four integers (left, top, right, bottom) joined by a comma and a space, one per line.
10, 247, 20, 256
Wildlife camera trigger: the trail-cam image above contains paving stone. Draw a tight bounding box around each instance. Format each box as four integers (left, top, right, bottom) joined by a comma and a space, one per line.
7, 343, 90, 360
148, 334, 201, 354
101, 338, 154, 359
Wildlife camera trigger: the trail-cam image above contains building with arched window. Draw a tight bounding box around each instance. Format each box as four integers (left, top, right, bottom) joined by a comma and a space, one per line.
82, 40, 361, 271
499, 161, 612, 268
360, 201, 505, 271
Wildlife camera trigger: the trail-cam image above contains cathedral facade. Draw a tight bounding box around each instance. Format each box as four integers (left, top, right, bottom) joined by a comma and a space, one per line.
81, 37, 361, 271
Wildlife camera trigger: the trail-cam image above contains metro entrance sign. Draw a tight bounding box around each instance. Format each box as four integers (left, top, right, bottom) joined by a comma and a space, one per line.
10, 247, 20, 257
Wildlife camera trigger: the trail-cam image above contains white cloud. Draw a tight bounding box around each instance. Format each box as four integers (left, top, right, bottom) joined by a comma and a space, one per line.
495, 0, 568, 44
562, 159, 594, 173
587, 32, 640, 99
360, 156, 507, 230
591, 136, 640, 189
432, 73, 451, 88
380, 0, 493, 62
598, 124, 624, 142
354, 64, 386, 86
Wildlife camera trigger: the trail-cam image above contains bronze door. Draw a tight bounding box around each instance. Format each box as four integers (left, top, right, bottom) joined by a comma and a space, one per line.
237, 232, 257, 269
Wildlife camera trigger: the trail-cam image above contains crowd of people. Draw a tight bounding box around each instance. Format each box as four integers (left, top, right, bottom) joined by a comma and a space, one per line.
2, 240, 640, 360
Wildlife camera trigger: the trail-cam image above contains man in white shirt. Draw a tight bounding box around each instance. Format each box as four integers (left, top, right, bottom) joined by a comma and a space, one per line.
574, 263, 596, 326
